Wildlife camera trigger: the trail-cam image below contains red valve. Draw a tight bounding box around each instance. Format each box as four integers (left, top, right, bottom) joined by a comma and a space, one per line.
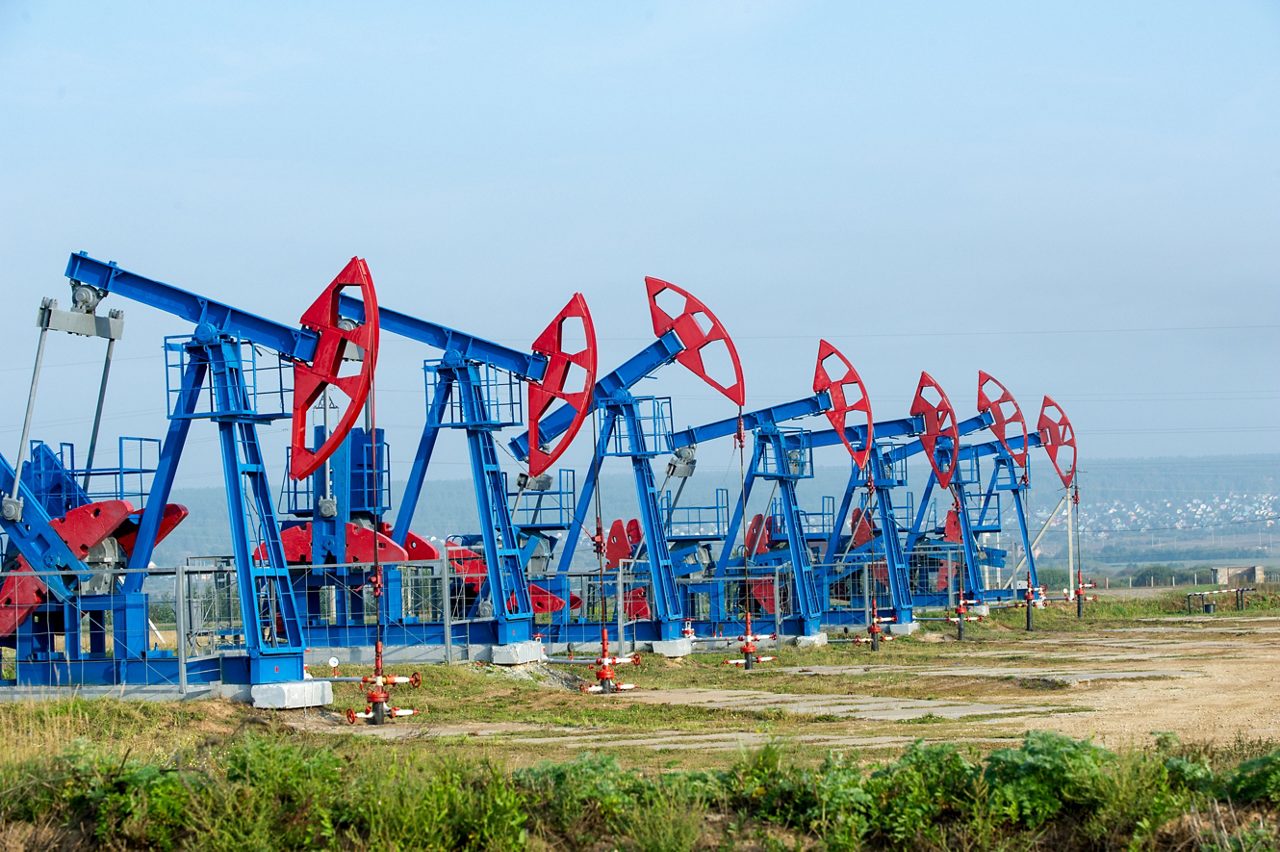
1038, 396, 1077, 488
977, 371, 1028, 468
812, 340, 874, 470
910, 372, 960, 489
290, 258, 381, 481
527, 293, 598, 477
645, 277, 745, 406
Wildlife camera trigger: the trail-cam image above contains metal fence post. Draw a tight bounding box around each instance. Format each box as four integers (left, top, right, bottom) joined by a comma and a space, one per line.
175, 561, 188, 696
441, 558, 454, 664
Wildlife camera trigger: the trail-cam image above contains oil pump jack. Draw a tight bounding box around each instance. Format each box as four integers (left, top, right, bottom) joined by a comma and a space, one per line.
508, 278, 746, 653
0, 252, 377, 701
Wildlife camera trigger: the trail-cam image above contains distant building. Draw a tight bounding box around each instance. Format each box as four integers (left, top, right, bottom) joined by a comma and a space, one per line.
1211, 565, 1267, 585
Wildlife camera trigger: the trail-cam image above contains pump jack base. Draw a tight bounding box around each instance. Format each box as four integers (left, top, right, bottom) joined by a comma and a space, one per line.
0, 680, 332, 709
650, 638, 695, 657
249, 680, 333, 709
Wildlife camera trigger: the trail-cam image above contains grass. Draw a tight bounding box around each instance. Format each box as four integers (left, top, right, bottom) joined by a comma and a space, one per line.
1, 729, 1276, 850
2, 585, 1279, 846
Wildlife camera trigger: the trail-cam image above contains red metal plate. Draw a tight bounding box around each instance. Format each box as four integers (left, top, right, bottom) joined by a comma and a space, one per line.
624, 588, 651, 619
977, 371, 1028, 468
744, 514, 772, 556
645, 277, 745, 406
812, 340, 874, 469
113, 504, 189, 555
291, 258, 381, 480
944, 508, 962, 542
0, 559, 44, 638
266, 522, 410, 565
0, 499, 136, 638
625, 518, 643, 547
605, 519, 631, 569
384, 525, 441, 561
1037, 395, 1077, 488
528, 584, 570, 614
527, 293, 598, 477
749, 580, 776, 614
910, 372, 960, 490
849, 507, 875, 547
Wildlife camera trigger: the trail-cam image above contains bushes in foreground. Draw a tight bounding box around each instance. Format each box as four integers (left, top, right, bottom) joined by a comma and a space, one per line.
1, 730, 1277, 850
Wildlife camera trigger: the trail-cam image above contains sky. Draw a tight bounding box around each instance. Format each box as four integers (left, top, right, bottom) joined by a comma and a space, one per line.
1, 2, 1277, 489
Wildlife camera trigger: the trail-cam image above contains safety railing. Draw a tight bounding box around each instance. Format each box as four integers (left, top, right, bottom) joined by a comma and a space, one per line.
663, 487, 730, 540
757, 428, 814, 479
607, 395, 673, 458
164, 336, 291, 421
506, 468, 577, 529
424, 359, 523, 428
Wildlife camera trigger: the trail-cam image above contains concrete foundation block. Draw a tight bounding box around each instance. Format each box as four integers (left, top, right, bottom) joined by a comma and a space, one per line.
307, 645, 452, 666
889, 621, 920, 637
794, 632, 829, 649
650, 638, 694, 658
971, 605, 991, 618
250, 680, 333, 709
491, 640, 545, 666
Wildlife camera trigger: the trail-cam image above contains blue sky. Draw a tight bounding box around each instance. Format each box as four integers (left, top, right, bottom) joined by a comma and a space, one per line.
1, 2, 1277, 486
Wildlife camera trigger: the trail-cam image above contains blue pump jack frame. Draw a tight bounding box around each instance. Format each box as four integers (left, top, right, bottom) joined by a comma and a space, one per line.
668, 395, 833, 637
792, 417, 925, 629
0, 253, 319, 688
508, 332, 695, 644
283, 297, 552, 650
953, 433, 1045, 600
889, 411, 1015, 607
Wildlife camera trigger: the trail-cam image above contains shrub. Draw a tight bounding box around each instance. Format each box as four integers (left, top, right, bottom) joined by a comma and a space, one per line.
862, 741, 980, 846
984, 731, 1113, 828
1226, 751, 1280, 806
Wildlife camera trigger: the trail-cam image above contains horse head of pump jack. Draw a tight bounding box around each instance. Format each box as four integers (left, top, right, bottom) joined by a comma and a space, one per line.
910, 372, 960, 489
526, 294, 599, 477
812, 339, 874, 471
976, 371, 1029, 469
1038, 395, 1077, 489
645, 277, 746, 406
290, 258, 381, 480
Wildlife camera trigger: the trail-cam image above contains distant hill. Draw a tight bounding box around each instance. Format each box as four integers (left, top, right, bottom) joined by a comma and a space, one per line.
150, 454, 1280, 569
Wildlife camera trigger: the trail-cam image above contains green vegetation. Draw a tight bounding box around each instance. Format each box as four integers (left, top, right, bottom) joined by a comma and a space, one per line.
3, 586, 1279, 848
1, 730, 1277, 850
